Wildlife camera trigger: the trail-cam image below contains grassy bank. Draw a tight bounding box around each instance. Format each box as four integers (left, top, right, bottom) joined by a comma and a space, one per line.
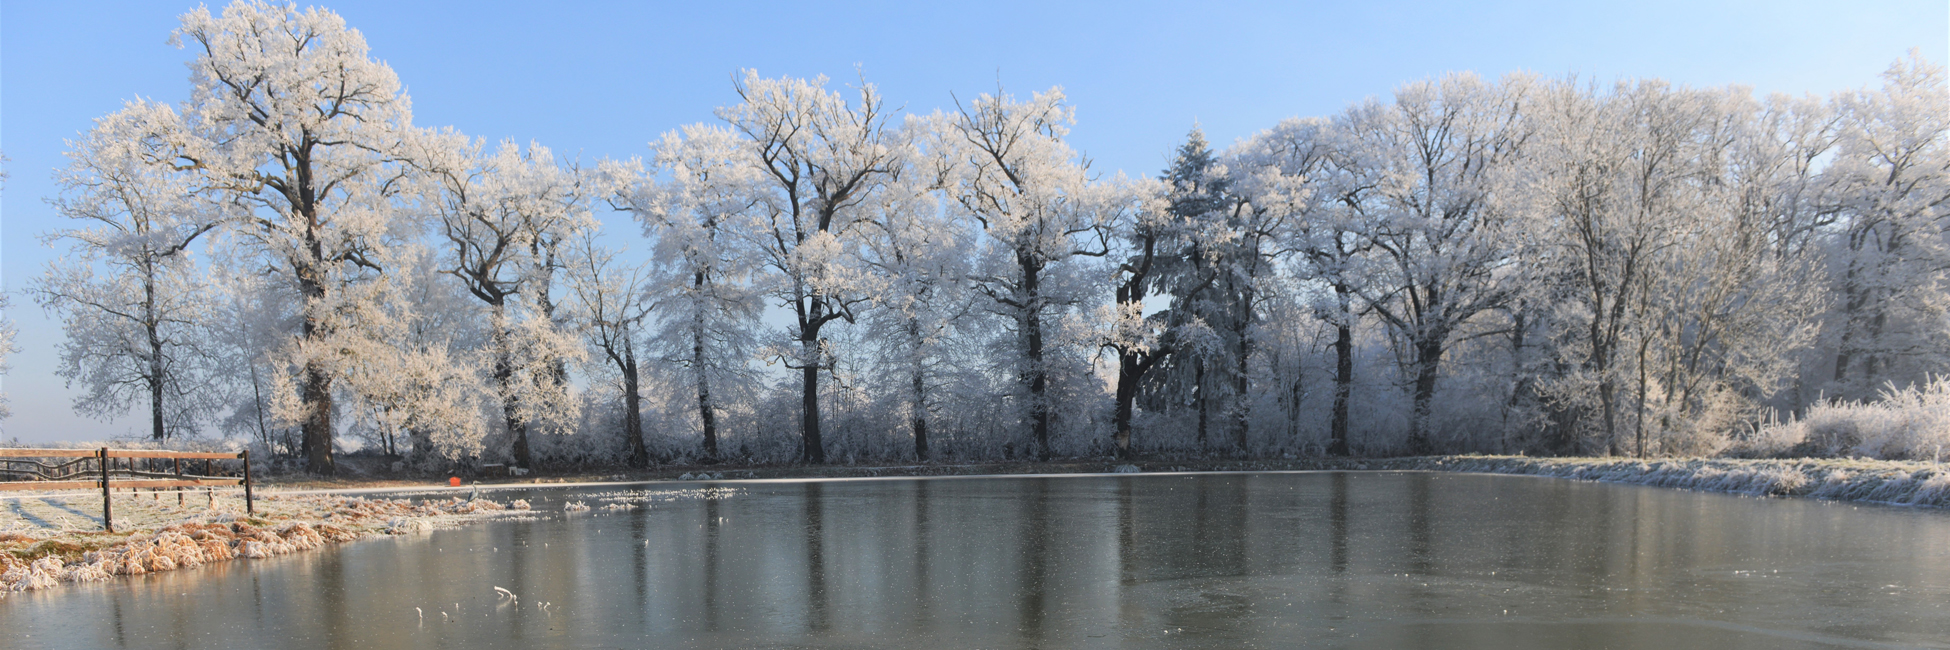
1410, 455, 1950, 507
2, 491, 534, 595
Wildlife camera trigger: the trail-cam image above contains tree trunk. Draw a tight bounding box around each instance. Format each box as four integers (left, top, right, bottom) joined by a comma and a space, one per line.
248, 361, 271, 451
1407, 337, 1443, 453
533, 246, 571, 393
1864, 305, 1887, 384
1231, 319, 1252, 454
694, 336, 719, 461
1113, 350, 1142, 459
299, 265, 335, 475
912, 366, 929, 461
1328, 294, 1353, 456
1588, 298, 1617, 455
799, 289, 829, 464
1599, 376, 1620, 456
694, 272, 720, 459
1635, 338, 1649, 458
1287, 353, 1303, 448
301, 359, 335, 475
1503, 309, 1529, 453
797, 330, 823, 466
622, 335, 647, 468
1832, 265, 1865, 386
1229, 262, 1257, 454
492, 307, 531, 469
1194, 360, 1209, 451
1020, 253, 1050, 460
909, 317, 929, 461
697, 368, 718, 459
145, 273, 166, 442
149, 370, 166, 443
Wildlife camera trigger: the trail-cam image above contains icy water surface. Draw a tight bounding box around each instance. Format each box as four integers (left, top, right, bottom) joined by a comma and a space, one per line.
4, 471, 1948, 649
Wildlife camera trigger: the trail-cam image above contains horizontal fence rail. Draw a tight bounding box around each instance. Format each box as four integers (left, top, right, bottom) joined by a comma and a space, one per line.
0, 448, 253, 532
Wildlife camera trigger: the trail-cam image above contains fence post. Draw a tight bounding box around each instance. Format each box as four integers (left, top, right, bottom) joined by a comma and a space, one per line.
99, 447, 113, 533
242, 450, 254, 515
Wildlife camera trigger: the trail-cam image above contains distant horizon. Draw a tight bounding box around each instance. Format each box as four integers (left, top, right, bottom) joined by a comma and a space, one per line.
4, 0, 1945, 443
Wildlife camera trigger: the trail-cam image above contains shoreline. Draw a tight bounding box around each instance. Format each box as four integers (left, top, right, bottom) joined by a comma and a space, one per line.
6, 454, 1945, 596
283, 455, 1944, 508
2, 491, 536, 595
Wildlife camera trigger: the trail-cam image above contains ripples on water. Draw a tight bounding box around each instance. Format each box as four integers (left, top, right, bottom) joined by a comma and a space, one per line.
5, 471, 1948, 649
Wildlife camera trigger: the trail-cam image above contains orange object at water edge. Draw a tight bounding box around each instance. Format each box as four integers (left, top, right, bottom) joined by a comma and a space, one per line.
449, 477, 461, 487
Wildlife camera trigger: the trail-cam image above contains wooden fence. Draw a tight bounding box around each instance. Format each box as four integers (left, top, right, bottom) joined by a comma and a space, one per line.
0, 448, 253, 532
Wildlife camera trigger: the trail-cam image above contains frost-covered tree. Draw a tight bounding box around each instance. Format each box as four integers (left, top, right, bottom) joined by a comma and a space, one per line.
561, 235, 654, 467
1822, 52, 1950, 398
1210, 131, 1314, 451
327, 248, 489, 466
608, 124, 764, 460
860, 115, 976, 459
204, 258, 300, 453
1264, 117, 1369, 454
1141, 128, 1233, 451
35, 101, 224, 442
1618, 90, 1830, 455
944, 87, 1125, 458
719, 72, 899, 463
416, 135, 594, 469
1525, 80, 1730, 452
1333, 73, 1534, 451
1096, 162, 1178, 457
168, 1, 418, 474
0, 293, 15, 425
1143, 126, 1311, 454
0, 156, 13, 426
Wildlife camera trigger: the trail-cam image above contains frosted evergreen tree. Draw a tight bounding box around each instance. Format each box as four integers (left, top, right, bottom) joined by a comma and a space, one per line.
1142, 127, 1231, 450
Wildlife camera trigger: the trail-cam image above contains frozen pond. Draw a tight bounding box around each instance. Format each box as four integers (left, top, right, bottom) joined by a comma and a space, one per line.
4, 471, 1948, 649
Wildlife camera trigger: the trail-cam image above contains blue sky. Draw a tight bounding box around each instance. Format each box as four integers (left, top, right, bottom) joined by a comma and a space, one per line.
2, 0, 1945, 443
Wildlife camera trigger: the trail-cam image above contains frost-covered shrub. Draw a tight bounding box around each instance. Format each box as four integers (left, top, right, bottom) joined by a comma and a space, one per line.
1660, 387, 1745, 457
1740, 378, 1950, 460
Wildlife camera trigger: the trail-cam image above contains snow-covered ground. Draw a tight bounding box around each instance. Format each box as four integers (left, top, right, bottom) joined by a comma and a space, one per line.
1, 489, 534, 595
1419, 455, 1950, 507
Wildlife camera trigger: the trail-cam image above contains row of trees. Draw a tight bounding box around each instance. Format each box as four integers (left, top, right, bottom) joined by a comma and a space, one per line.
27, 2, 1950, 473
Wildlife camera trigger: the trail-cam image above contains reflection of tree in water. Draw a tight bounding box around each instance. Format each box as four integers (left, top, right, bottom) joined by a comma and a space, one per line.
1180, 476, 1253, 627
704, 494, 721, 631
1403, 473, 1441, 648
629, 503, 649, 626
1330, 471, 1349, 575
1407, 472, 1435, 577
1118, 477, 1137, 585
911, 479, 933, 627
1017, 477, 1050, 639
804, 481, 828, 633
1193, 476, 1250, 578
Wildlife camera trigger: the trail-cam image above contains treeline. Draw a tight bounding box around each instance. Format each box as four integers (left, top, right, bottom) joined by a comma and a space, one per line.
26, 2, 1950, 473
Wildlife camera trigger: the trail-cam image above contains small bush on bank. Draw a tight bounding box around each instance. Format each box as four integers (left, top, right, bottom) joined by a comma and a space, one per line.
1733, 378, 1950, 461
